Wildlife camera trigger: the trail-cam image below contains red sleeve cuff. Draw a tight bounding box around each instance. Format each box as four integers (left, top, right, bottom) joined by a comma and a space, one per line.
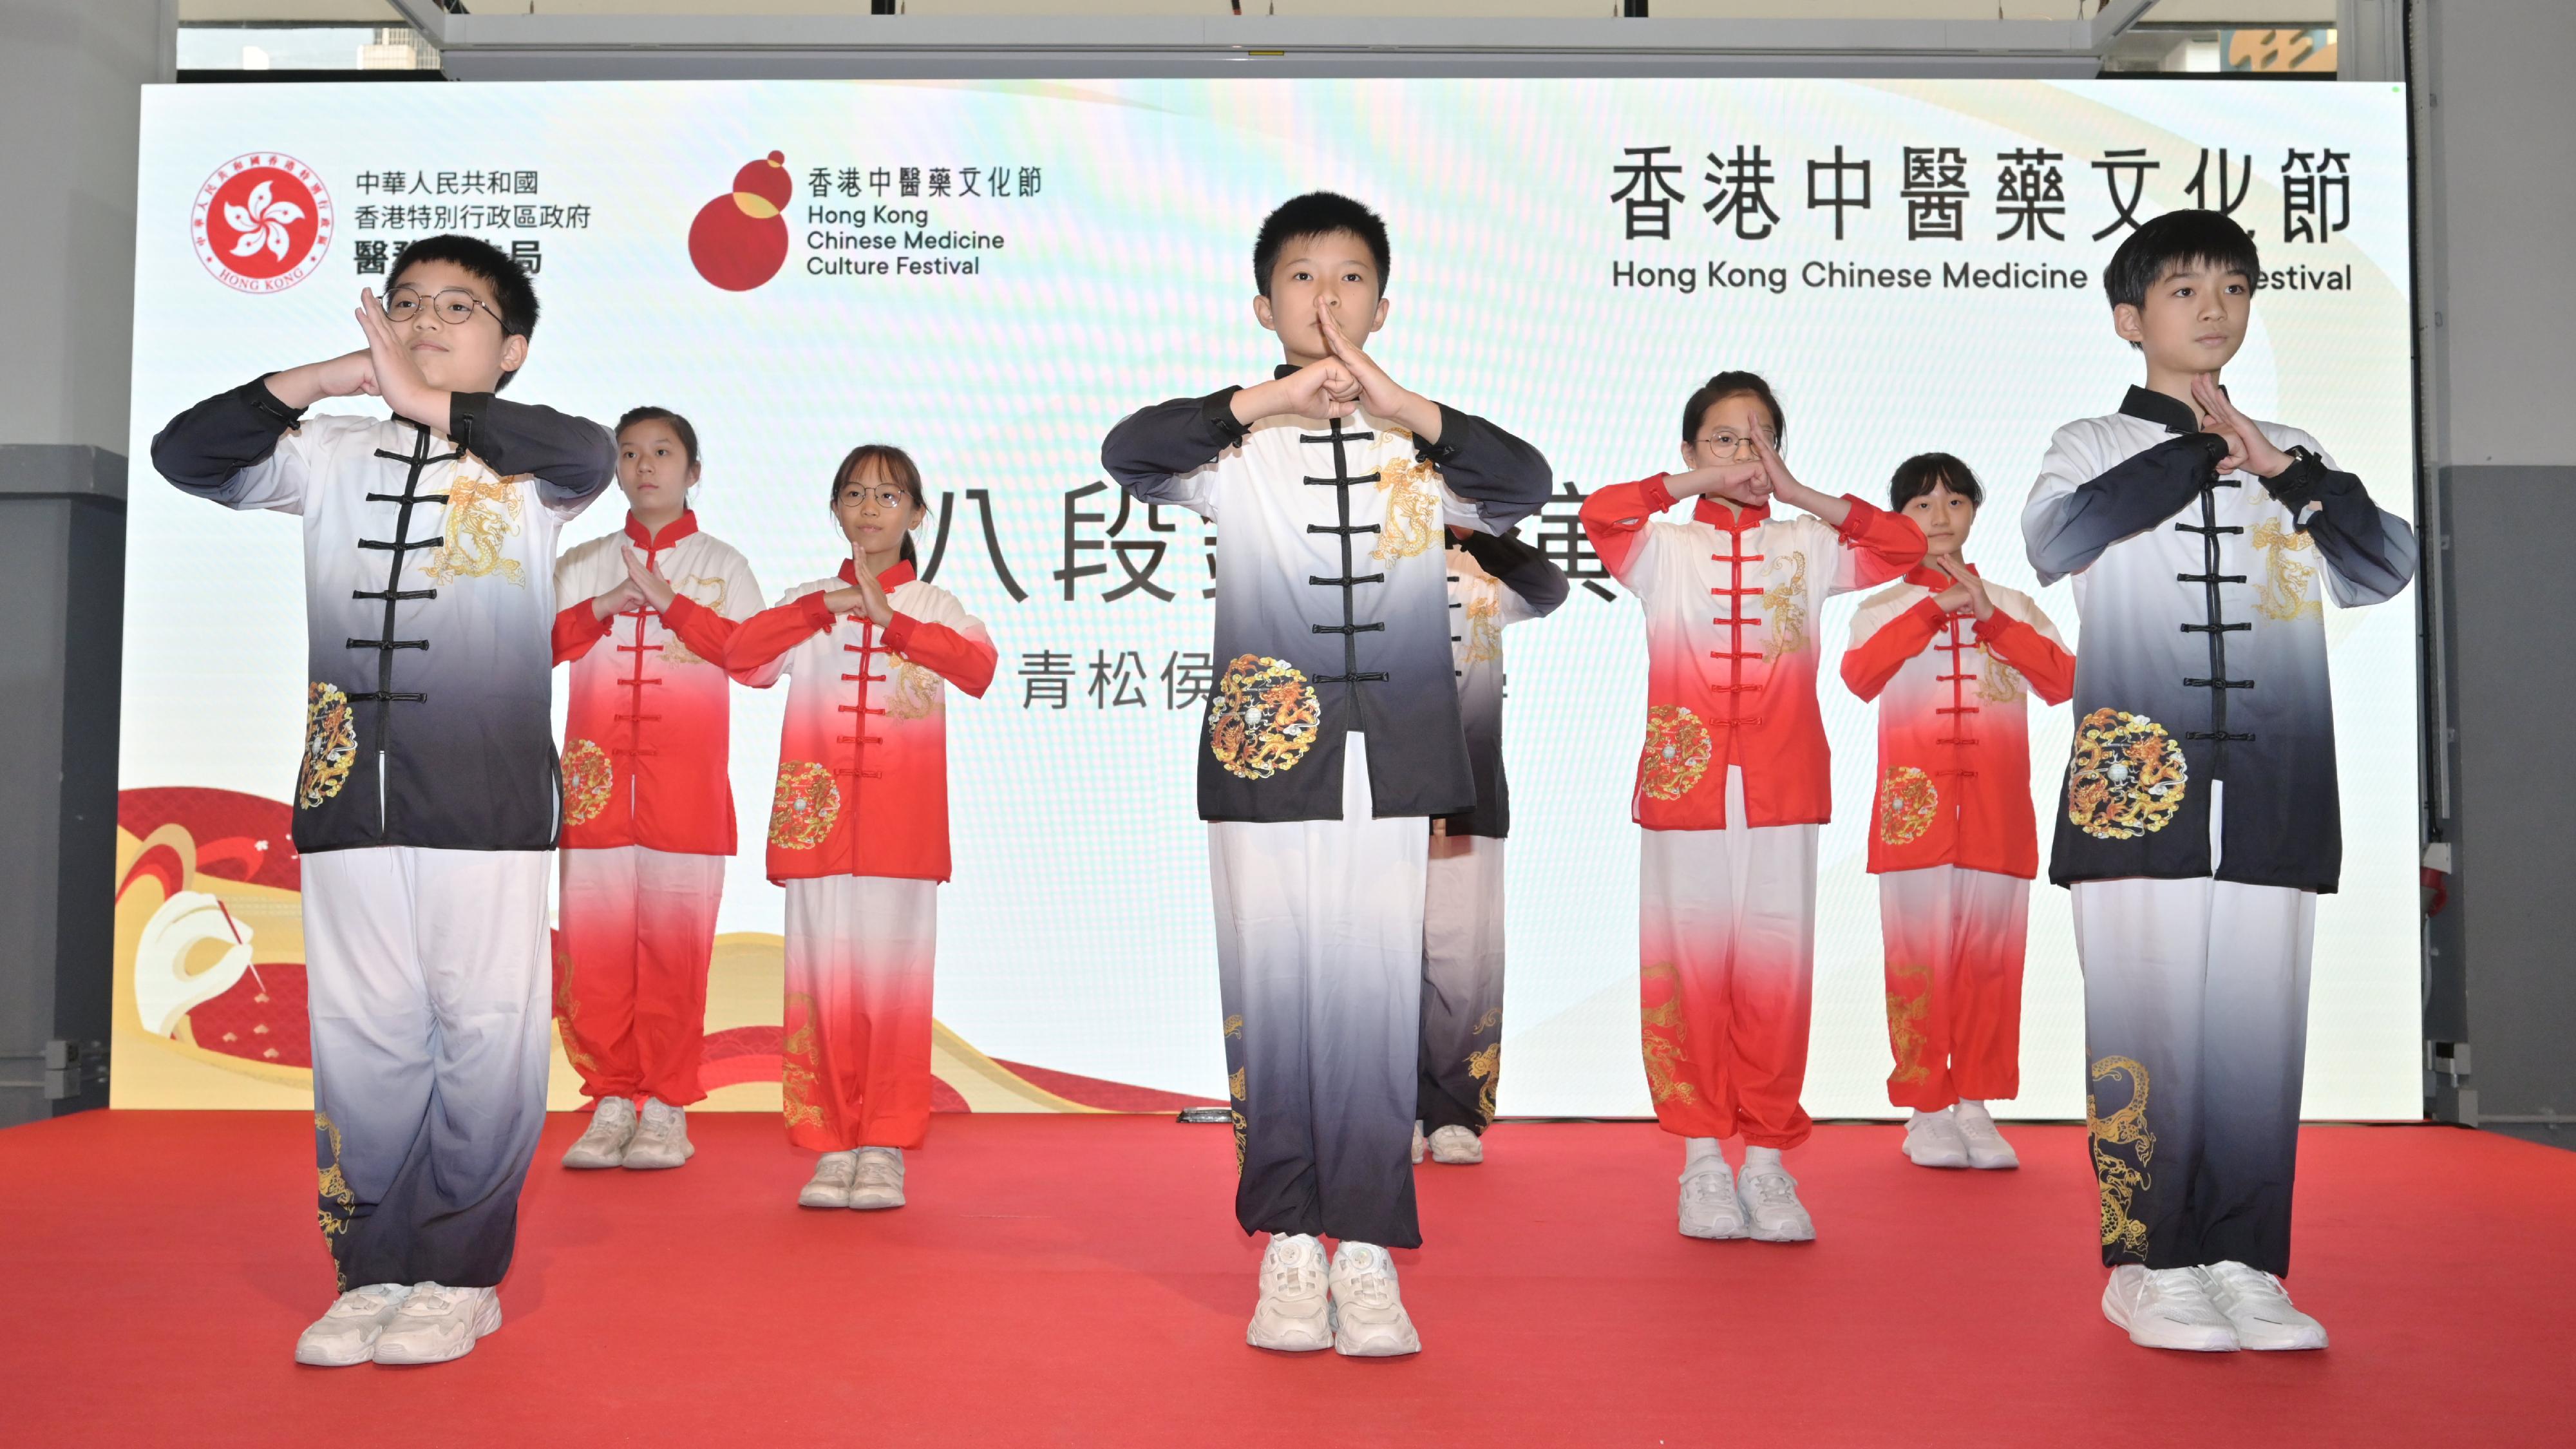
1908, 596, 1952, 627
880, 611, 918, 652
1835, 495, 1881, 542
1971, 612, 2020, 645
662, 594, 702, 628
795, 591, 836, 631
1639, 473, 1678, 514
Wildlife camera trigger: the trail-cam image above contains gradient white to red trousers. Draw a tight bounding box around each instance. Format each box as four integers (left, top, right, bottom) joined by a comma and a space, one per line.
555, 845, 726, 1107
1638, 768, 1819, 1150
1876, 864, 2029, 1112
780, 875, 938, 1153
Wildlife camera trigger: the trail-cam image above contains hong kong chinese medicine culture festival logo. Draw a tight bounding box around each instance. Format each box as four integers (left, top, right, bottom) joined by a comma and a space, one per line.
193, 154, 332, 294
690, 150, 792, 291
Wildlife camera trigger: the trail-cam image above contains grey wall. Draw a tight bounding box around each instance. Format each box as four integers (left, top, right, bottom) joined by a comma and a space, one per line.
0, 0, 170, 1125
2413, 0, 2576, 1144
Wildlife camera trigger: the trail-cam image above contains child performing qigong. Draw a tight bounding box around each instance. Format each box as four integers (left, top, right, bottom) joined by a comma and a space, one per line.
728, 445, 996, 1213
1101, 193, 1551, 1356
150, 236, 616, 1367
552, 408, 763, 1171
1414, 527, 1566, 1167
1582, 372, 1924, 1244
2024, 211, 2415, 1353
1841, 454, 2074, 1172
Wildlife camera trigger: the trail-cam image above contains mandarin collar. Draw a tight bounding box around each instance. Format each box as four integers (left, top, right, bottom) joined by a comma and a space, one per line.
2119, 384, 2202, 435
1691, 495, 1772, 532
1273, 363, 1301, 380
1906, 559, 1978, 591
837, 556, 918, 591
623, 509, 699, 551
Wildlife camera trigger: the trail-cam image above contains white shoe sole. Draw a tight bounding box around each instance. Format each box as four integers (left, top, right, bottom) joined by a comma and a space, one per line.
1903, 1141, 1971, 1169
2101, 1283, 2239, 1352
1247, 1301, 1335, 1353
1747, 1220, 1815, 1244
561, 1142, 627, 1170
621, 1141, 695, 1170
372, 1296, 502, 1366
1428, 1148, 1482, 1165
846, 1191, 905, 1210
294, 1329, 387, 1367
797, 1186, 851, 1208
1678, 1215, 1749, 1240
1963, 1150, 2019, 1170
2231, 1323, 2329, 1351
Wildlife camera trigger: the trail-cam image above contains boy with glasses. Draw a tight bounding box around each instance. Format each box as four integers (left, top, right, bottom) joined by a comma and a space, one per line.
152, 234, 616, 1367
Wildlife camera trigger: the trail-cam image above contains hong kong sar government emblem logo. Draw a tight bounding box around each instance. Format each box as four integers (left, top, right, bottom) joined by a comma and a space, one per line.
193, 153, 334, 294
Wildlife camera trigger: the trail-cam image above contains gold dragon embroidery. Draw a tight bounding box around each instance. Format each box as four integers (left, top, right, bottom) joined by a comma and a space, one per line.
420, 469, 527, 586
1761, 550, 1810, 661
2089, 1056, 2157, 1260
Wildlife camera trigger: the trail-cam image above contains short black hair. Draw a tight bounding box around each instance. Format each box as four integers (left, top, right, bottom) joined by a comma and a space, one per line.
1888, 452, 1983, 512
617, 406, 700, 469
2103, 209, 2262, 312
1681, 370, 1785, 445
1253, 192, 1390, 299
388, 234, 540, 390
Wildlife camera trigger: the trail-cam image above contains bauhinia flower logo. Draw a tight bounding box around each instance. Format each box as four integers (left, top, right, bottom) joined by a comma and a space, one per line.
192, 153, 334, 294
225, 178, 306, 263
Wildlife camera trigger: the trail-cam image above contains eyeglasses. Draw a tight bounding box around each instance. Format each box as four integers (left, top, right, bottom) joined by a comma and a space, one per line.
1692, 430, 1775, 457
381, 287, 501, 326
838, 486, 914, 512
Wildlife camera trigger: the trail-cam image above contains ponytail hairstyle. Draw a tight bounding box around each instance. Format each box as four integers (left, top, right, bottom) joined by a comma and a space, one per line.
829, 443, 927, 566
616, 405, 701, 494
1680, 370, 1786, 448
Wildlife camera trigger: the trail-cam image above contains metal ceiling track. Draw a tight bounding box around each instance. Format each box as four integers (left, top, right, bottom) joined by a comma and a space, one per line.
383, 1, 2161, 82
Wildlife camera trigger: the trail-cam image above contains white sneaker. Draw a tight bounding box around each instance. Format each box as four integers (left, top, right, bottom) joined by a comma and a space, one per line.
1410, 1119, 1427, 1165
1902, 1108, 1971, 1169
562, 1096, 636, 1170
2101, 1264, 2240, 1352
847, 1146, 906, 1209
292, 1283, 412, 1367
1327, 1242, 1422, 1358
621, 1098, 694, 1170
1951, 1101, 2019, 1170
1245, 1233, 1333, 1352
1738, 1162, 1816, 1242
370, 1283, 501, 1365
2195, 1262, 2327, 1350
1678, 1161, 1748, 1240
799, 1151, 858, 1208
1426, 1125, 1483, 1165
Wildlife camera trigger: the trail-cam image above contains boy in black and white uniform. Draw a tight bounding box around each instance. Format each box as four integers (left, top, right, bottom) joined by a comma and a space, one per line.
1414, 526, 1565, 1166
153, 235, 615, 1367
1102, 193, 1551, 1357
2023, 211, 2414, 1354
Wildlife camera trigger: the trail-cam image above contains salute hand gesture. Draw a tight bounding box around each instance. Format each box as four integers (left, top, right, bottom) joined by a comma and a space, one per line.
354, 289, 451, 433
621, 547, 678, 612
2192, 375, 2291, 479
1933, 555, 1995, 620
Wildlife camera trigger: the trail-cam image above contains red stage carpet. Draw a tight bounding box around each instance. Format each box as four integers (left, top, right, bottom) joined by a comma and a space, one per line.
4, 1112, 2568, 1447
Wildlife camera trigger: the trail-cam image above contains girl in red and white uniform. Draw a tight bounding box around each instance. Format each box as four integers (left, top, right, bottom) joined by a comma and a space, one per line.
553, 408, 763, 1172
1581, 372, 1923, 1243
1840, 453, 2074, 1174
727, 445, 996, 1211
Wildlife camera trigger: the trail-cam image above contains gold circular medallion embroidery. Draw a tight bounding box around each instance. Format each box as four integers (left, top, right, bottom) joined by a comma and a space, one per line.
2065, 707, 2188, 840
767, 761, 842, 850
1208, 654, 1318, 781
1637, 705, 1714, 802
1878, 765, 1938, 846
560, 739, 613, 827
298, 681, 357, 810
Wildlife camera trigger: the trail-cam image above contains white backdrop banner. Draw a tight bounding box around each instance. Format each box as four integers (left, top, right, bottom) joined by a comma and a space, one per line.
117, 78, 2416, 1119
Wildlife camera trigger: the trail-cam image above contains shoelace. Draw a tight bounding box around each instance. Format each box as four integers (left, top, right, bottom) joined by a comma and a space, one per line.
2203, 1263, 2289, 1304
813, 1157, 858, 1185
1745, 1171, 1798, 1205
583, 1106, 634, 1138
398, 1285, 463, 1316
1953, 1112, 2003, 1143
1334, 1256, 1399, 1312
1680, 1171, 1733, 1202
1265, 1254, 1326, 1300
330, 1287, 402, 1317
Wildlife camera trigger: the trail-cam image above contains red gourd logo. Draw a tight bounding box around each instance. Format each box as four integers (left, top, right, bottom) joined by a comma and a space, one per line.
688, 150, 792, 291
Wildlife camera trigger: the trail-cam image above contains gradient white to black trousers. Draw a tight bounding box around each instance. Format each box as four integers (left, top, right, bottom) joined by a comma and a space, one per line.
1212, 734, 1431, 1249
1417, 831, 1504, 1137
305, 847, 553, 1290
2074, 782, 2316, 1276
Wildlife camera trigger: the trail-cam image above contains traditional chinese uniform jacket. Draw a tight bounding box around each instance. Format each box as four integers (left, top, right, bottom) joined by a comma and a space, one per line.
549, 509, 763, 1108
2023, 384, 2416, 1278
1103, 375, 1552, 1249
1842, 564, 2074, 1110
153, 374, 614, 1292
1417, 529, 1566, 1140
728, 558, 996, 1151
1582, 475, 1924, 1150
